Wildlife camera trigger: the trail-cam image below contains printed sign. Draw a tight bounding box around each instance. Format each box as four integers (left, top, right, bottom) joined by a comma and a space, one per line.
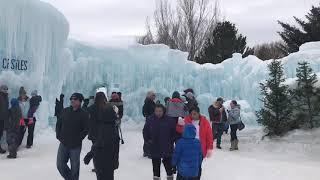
2, 58, 28, 71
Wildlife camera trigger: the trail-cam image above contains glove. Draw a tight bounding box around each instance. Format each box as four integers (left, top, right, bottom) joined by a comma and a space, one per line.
177, 117, 185, 126
84, 151, 93, 165
19, 119, 25, 126
113, 105, 119, 114
28, 118, 34, 125
206, 149, 213, 158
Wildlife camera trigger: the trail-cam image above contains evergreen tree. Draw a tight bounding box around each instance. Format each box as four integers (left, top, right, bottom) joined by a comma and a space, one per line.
257, 60, 294, 136
292, 61, 320, 128
196, 21, 248, 64
278, 4, 320, 54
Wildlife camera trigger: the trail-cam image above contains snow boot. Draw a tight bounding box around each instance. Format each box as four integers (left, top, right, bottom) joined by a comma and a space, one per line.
167, 175, 174, 180
234, 139, 239, 150
153, 176, 160, 180
216, 145, 222, 149
0, 146, 6, 154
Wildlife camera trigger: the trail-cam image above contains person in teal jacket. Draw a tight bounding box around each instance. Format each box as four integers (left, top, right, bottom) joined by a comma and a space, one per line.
172, 124, 202, 180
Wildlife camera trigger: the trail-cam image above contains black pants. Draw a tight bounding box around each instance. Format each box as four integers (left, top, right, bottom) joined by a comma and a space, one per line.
7, 129, 19, 156
230, 124, 238, 141
152, 157, 173, 177
19, 118, 35, 147
96, 169, 114, 180
0, 120, 4, 143
177, 174, 198, 180
213, 123, 224, 146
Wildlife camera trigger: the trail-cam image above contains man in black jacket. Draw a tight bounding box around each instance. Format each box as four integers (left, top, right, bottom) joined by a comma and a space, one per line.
56, 93, 89, 180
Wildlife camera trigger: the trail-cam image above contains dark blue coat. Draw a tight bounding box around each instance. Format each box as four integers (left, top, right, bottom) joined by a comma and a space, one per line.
143, 114, 176, 158
172, 124, 202, 178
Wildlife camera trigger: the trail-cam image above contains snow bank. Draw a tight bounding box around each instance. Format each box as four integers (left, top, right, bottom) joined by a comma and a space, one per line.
2, 0, 320, 126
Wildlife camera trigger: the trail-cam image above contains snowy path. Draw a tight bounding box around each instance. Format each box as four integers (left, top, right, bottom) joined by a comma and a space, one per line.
0, 127, 319, 180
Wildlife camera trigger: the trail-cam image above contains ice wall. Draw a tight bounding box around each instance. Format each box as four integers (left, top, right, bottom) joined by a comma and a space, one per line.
0, 0, 70, 128
1, 0, 320, 127
63, 40, 320, 125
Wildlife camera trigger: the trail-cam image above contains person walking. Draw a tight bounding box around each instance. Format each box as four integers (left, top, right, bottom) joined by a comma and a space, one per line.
110, 92, 124, 126
176, 106, 213, 179
142, 91, 156, 158
0, 85, 9, 154
172, 124, 202, 180
6, 98, 22, 159
208, 101, 224, 149
84, 92, 120, 180
143, 104, 176, 180
228, 100, 241, 151
56, 93, 89, 180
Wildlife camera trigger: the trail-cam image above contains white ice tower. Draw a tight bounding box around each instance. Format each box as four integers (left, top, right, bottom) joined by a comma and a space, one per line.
0, 0, 70, 128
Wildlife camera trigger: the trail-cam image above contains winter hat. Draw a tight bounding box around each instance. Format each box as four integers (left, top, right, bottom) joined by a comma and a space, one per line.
0, 85, 8, 93
70, 93, 84, 102
182, 124, 197, 139
10, 98, 19, 108
31, 90, 38, 97
19, 87, 27, 96
217, 97, 225, 103
186, 92, 194, 99
172, 91, 180, 99
184, 88, 194, 94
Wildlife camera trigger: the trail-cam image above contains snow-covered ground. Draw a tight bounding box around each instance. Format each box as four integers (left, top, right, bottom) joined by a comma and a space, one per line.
0, 126, 319, 180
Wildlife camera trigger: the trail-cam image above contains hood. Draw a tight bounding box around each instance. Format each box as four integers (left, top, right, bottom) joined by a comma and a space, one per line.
10, 98, 19, 108
182, 124, 196, 139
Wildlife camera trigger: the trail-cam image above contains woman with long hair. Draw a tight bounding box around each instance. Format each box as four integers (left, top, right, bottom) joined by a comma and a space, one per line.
85, 92, 120, 180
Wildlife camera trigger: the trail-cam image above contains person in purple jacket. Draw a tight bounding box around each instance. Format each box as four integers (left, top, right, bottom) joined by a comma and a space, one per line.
143, 104, 176, 180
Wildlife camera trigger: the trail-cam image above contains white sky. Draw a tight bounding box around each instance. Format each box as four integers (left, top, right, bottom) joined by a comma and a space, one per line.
41, 0, 319, 46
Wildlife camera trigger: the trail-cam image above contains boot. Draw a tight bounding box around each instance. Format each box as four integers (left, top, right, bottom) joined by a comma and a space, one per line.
234, 139, 239, 150
167, 175, 174, 180
153, 176, 160, 180
0, 146, 6, 154
7, 154, 17, 159
229, 140, 235, 151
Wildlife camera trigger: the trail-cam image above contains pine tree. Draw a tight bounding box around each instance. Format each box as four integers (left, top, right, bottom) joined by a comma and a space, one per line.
278, 4, 320, 54
292, 61, 320, 128
257, 60, 294, 136
195, 21, 248, 64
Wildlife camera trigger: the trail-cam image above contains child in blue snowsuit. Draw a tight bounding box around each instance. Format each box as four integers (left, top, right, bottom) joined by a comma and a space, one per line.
172, 124, 202, 180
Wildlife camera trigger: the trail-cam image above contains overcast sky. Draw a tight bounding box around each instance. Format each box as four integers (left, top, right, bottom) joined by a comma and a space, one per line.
41, 0, 319, 46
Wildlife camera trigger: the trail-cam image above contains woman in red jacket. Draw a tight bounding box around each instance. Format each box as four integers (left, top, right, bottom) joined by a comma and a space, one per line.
176, 106, 214, 179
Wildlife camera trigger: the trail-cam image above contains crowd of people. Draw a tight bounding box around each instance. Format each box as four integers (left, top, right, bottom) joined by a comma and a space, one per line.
142, 89, 243, 180
0, 84, 243, 180
0, 85, 42, 159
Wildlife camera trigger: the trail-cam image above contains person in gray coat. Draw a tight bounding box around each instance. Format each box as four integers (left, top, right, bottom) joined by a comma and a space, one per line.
227, 100, 241, 151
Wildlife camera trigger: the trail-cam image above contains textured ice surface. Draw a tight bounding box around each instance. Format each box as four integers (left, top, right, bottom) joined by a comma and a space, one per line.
1, 0, 320, 127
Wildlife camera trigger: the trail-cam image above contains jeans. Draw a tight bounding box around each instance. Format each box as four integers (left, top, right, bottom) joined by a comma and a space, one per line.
152, 157, 173, 177
177, 174, 198, 180
57, 143, 82, 180
230, 124, 238, 141
213, 123, 224, 146
19, 118, 36, 147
